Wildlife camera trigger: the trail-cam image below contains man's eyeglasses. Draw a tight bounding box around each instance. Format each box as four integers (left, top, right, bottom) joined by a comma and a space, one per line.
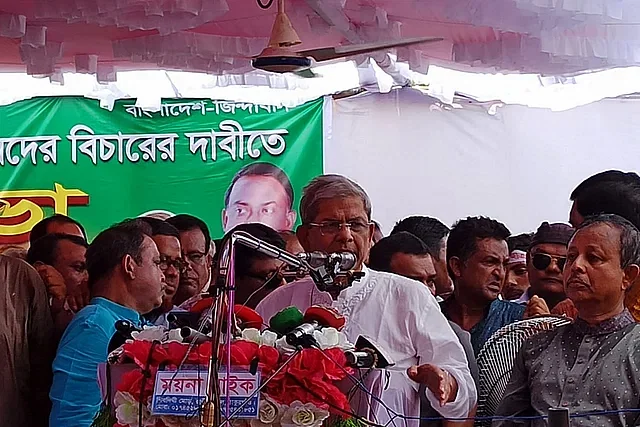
159, 256, 187, 272
532, 253, 567, 271
308, 221, 371, 236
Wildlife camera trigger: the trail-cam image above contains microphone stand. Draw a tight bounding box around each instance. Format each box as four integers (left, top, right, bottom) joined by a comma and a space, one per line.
201, 236, 235, 427
203, 232, 308, 427
202, 230, 360, 427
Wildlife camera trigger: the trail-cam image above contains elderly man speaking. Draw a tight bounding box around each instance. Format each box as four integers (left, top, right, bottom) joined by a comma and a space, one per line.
495, 214, 640, 427
256, 175, 476, 426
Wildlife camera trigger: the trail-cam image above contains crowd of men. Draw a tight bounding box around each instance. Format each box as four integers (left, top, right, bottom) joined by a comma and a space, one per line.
2, 168, 640, 427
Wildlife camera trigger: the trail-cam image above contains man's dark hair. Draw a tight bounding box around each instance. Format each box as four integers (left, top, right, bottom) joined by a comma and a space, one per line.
570, 170, 640, 229
369, 232, 432, 273
86, 219, 153, 288
166, 214, 211, 253
138, 217, 180, 238
26, 233, 88, 266
224, 162, 294, 209
447, 217, 511, 277
570, 170, 637, 200
29, 214, 87, 245
578, 214, 640, 268
221, 223, 286, 278
508, 233, 533, 253
391, 216, 450, 257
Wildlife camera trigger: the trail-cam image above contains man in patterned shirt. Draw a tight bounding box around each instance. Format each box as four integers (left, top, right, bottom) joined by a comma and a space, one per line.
494, 214, 640, 426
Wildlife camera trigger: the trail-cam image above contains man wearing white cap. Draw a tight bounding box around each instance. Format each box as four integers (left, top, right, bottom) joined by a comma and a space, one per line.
502, 234, 532, 302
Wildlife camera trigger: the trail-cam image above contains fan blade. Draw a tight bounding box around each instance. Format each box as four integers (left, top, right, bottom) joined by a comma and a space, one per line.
299, 37, 443, 62
294, 68, 319, 78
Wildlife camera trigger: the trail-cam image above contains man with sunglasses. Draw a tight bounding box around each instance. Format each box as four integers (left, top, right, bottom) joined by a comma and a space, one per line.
519, 222, 574, 319
257, 175, 476, 427
139, 217, 186, 326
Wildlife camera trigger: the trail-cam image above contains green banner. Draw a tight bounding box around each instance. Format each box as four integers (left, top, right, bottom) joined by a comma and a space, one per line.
0, 96, 325, 244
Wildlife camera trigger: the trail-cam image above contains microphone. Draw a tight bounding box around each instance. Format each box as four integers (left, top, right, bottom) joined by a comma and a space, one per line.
298, 252, 357, 271
285, 306, 345, 348
180, 327, 210, 344
344, 335, 394, 369
233, 231, 304, 270
167, 311, 201, 329
108, 320, 141, 353
269, 307, 304, 335
327, 252, 358, 271
345, 350, 378, 368
233, 231, 358, 291
286, 321, 322, 348
303, 306, 345, 331
234, 305, 264, 330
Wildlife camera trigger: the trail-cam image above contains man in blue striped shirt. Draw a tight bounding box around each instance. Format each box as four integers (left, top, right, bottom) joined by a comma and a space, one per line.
50, 219, 166, 427
441, 217, 525, 356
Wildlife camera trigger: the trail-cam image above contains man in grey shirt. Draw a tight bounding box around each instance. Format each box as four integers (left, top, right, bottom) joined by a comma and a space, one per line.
494, 214, 640, 427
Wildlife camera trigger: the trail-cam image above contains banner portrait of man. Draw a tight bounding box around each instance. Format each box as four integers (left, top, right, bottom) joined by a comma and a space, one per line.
222, 162, 297, 232
222, 162, 297, 233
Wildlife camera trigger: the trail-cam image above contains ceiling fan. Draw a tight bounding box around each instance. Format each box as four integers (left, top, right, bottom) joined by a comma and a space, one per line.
251, 0, 443, 75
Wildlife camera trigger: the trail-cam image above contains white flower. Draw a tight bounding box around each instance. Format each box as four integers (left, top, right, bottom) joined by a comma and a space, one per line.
114, 392, 159, 427
275, 336, 297, 355
160, 415, 200, 427
130, 325, 167, 342
261, 330, 278, 347
114, 392, 147, 426
280, 401, 329, 427
242, 328, 263, 345
165, 328, 185, 343
240, 328, 279, 348
250, 397, 283, 427
312, 328, 353, 350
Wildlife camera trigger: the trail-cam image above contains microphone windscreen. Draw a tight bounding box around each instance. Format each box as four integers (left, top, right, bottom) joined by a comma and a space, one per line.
234, 305, 264, 330
114, 320, 135, 334
303, 306, 345, 330
269, 306, 304, 335
190, 297, 214, 314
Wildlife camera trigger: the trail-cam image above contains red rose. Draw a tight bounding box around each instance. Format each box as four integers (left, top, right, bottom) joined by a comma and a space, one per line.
305, 377, 351, 414
285, 349, 324, 381
162, 342, 189, 366
257, 345, 280, 374
321, 348, 353, 381
117, 368, 156, 401
121, 341, 178, 368
186, 341, 213, 365
267, 377, 314, 406
220, 340, 259, 367
122, 341, 155, 368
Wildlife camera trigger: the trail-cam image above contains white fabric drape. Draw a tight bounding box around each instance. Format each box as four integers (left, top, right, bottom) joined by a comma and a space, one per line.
327, 88, 640, 234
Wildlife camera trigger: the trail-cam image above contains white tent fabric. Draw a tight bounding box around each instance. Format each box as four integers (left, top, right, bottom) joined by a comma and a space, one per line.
3, 65, 640, 112
327, 88, 640, 234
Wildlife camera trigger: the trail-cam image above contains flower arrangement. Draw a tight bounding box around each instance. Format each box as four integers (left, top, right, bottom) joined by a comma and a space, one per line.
94, 307, 358, 427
